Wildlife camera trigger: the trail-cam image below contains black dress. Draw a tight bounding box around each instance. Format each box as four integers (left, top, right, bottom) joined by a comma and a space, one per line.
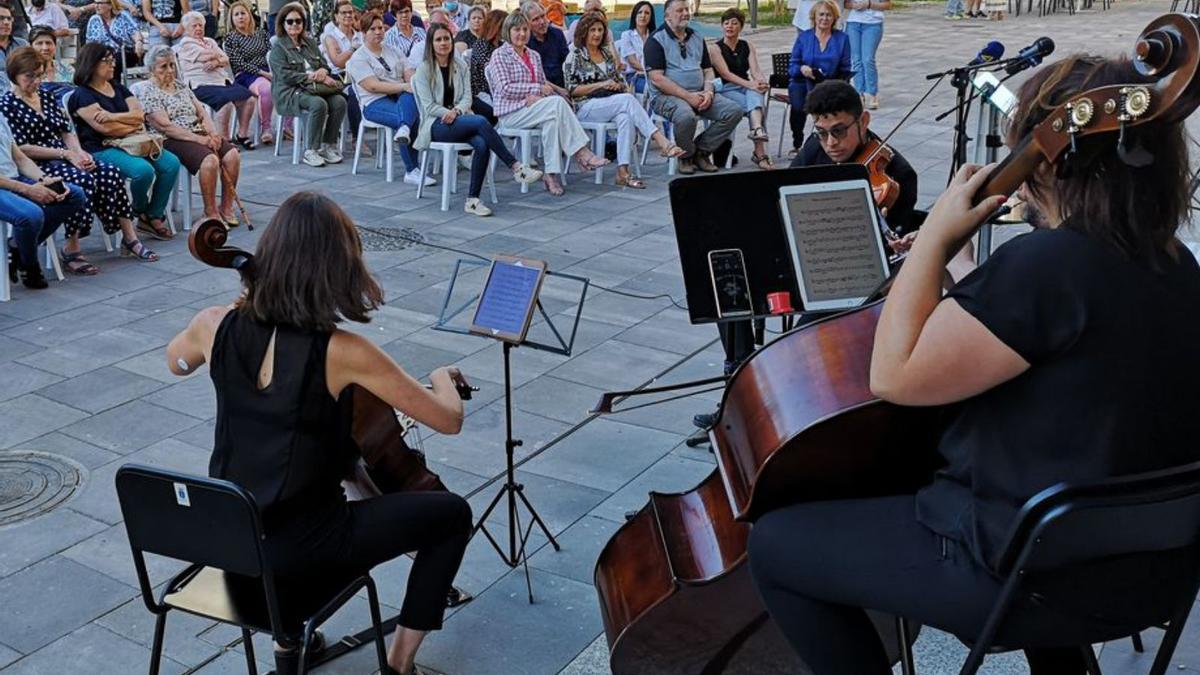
207, 310, 472, 632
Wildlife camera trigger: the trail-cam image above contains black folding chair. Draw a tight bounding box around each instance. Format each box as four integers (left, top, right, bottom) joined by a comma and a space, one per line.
764, 51, 792, 158
115, 464, 391, 675
900, 460, 1200, 675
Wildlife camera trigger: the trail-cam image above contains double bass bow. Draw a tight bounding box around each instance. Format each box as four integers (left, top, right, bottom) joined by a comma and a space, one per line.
188, 219, 476, 605
593, 14, 1200, 674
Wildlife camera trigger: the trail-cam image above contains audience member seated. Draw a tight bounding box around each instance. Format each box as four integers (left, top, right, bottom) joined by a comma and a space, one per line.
788, 0, 850, 157
269, 2, 348, 167
138, 45, 242, 225
440, 0, 467, 30
175, 11, 257, 149
565, 0, 613, 49
454, 4, 483, 53
427, 7, 456, 37
791, 80, 917, 238
85, 0, 143, 83
349, 11, 435, 186
322, 0, 365, 154
617, 0, 654, 93
708, 8, 771, 169
142, 0, 184, 48
69, 42, 178, 257
0, 3, 30, 93
520, 0, 566, 90
467, 7, 504, 122
28, 0, 70, 38
384, 0, 424, 28
224, 0, 275, 145
645, 0, 739, 174
485, 11, 607, 196
61, 0, 97, 30
384, 0, 426, 59
1, 46, 145, 274
414, 22, 541, 216
28, 26, 72, 101
0, 112, 86, 289
563, 12, 681, 189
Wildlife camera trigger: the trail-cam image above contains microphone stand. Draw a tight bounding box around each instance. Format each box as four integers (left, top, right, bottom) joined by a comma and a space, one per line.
925, 57, 1027, 184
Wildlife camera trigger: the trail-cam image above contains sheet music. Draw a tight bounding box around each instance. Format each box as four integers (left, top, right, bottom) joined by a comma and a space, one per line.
782, 187, 886, 303
473, 262, 542, 336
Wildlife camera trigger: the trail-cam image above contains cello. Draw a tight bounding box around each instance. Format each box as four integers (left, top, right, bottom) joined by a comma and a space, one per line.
187, 219, 475, 603
594, 13, 1200, 674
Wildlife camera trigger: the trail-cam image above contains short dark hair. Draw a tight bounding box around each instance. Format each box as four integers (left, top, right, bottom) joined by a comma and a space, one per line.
359, 10, 383, 31
571, 11, 607, 49
720, 7, 744, 25
626, 0, 655, 32
275, 2, 307, 37
28, 25, 57, 44
0, 3, 14, 17
239, 192, 383, 332
804, 80, 862, 118
6, 46, 42, 82
73, 42, 116, 87
1009, 55, 1190, 265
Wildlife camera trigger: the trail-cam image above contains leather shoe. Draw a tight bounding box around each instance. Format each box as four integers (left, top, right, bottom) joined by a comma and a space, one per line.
677, 157, 696, 175
694, 154, 719, 173
692, 412, 717, 429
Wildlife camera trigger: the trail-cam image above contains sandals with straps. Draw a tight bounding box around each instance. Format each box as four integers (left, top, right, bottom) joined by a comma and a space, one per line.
121, 237, 158, 262
60, 248, 99, 275
136, 213, 173, 241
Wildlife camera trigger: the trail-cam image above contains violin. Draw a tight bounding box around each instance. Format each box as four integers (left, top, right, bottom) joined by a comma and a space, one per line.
853, 136, 901, 212
188, 219, 475, 605
593, 14, 1200, 674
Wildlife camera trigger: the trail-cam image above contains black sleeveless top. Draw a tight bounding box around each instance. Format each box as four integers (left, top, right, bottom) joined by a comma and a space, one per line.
717, 39, 751, 80
209, 311, 357, 529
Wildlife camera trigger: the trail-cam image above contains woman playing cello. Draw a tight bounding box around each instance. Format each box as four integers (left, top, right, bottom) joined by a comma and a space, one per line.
166, 192, 470, 675
749, 54, 1200, 674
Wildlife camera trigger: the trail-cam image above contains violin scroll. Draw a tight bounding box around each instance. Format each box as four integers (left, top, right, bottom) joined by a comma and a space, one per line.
188, 218, 256, 281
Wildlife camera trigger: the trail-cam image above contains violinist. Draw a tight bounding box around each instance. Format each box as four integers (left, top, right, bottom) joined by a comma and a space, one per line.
750, 55, 1200, 675
790, 80, 919, 246
166, 192, 471, 675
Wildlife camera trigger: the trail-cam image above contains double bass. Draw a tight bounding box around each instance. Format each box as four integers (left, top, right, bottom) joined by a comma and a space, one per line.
594, 14, 1200, 674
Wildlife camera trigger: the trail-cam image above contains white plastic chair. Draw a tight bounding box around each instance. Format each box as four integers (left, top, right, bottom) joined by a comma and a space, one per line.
352, 118, 396, 183
494, 127, 540, 194
415, 142, 498, 211
575, 121, 618, 184
273, 111, 348, 164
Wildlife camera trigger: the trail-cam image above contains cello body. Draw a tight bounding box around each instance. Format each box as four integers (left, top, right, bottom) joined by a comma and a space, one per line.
595, 302, 941, 674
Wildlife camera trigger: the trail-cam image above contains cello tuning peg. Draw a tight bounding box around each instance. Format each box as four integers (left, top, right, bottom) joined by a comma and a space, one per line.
1117, 121, 1154, 167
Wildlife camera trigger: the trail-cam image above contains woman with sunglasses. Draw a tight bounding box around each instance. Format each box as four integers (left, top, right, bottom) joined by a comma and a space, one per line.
268, 2, 348, 167
68, 42, 181, 255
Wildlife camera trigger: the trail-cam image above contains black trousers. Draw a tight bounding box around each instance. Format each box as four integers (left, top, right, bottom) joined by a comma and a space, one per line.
267, 491, 472, 632
748, 495, 1135, 675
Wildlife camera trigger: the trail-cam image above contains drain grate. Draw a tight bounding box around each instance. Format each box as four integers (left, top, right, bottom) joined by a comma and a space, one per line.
357, 225, 423, 252
0, 451, 84, 527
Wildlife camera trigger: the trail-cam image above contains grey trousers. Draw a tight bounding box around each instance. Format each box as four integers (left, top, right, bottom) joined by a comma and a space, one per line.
294, 92, 348, 151
650, 92, 741, 158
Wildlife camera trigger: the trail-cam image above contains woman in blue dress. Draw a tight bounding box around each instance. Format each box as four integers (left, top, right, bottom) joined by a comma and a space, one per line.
787, 0, 850, 157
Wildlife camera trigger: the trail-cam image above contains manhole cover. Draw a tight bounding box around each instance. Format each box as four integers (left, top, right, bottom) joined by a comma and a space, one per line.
0, 451, 84, 527
357, 225, 424, 252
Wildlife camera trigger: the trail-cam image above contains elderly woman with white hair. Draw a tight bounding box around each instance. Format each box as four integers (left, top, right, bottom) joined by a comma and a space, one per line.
137, 44, 242, 224
174, 10, 258, 149
485, 11, 607, 196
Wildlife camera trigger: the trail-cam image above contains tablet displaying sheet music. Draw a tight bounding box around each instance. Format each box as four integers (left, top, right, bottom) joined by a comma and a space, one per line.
469, 256, 547, 344
778, 180, 890, 311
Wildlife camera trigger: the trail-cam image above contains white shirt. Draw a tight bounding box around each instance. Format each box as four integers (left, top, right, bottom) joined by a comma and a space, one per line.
346, 42, 408, 109
320, 24, 361, 75
617, 28, 646, 75
29, 3, 69, 31
791, 0, 814, 30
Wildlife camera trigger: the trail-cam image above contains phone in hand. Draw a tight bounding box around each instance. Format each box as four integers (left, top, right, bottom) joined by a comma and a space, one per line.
46, 179, 68, 195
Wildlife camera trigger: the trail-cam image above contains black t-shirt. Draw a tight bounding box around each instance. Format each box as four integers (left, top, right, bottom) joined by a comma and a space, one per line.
915, 227, 1200, 569
439, 64, 453, 108
68, 83, 136, 154
790, 130, 920, 235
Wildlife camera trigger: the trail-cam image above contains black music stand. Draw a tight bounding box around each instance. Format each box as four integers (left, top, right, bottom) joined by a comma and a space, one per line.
434, 257, 589, 603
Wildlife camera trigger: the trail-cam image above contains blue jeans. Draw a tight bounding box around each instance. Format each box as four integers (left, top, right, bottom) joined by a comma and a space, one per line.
363, 93, 420, 171
847, 21, 883, 96
944, 0, 964, 13
429, 114, 517, 198
0, 177, 87, 267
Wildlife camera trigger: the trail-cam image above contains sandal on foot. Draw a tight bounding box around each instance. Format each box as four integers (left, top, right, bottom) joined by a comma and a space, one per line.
220, 211, 239, 227
136, 214, 173, 241
120, 238, 158, 261
577, 155, 610, 172
234, 136, 254, 151
658, 144, 685, 159
543, 176, 564, 196
751, 153, 775, 170
616, 174, 646, 189
748, 127, 769, 142
61, 249, 99, 275
259, 131, 274, 145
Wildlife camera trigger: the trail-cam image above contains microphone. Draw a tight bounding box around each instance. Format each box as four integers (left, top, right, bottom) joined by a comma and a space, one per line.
1004, 37, 1055, 75
968, 41, 1005, 67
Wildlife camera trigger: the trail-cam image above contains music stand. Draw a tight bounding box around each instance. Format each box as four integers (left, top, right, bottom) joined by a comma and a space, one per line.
434, 256, 589, 602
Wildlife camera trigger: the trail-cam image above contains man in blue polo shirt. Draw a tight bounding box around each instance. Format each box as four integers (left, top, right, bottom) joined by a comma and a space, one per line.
645, 0, 740, 174
522, 0, 569, 90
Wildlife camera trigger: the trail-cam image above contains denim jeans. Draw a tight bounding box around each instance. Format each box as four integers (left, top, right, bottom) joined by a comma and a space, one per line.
363, 93, 420, 171
847, 21, 883, 95
429, 114, 516, 198
944, 0, 965, 14
93, 148, 182, 219
0, 176, 87, 267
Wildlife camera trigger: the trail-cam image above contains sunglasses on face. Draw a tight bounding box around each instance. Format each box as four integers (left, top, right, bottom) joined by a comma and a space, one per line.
813, 119, 859, 142
0, 15, 14, 22
285, 17, 304, 24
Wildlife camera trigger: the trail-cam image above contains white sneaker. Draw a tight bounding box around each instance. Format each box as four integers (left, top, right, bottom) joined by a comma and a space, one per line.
511, 162, 543, 185
404, 169, 436, 186
302, 149, 326, 167
394, 125, 411, 145
464, 197, 492, 217
319, 146, 343, 163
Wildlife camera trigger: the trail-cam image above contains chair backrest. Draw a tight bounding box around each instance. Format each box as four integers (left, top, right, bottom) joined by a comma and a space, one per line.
769, 52, 790, 89
996, 461, 1200, 576
115, 464, 268, 583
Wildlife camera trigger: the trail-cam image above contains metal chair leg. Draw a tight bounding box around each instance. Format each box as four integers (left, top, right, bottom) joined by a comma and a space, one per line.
242, 629, 258, 675
1081, 644, 1102, 675
896, 616, 917, 675
366, 578, 390, 674
1131, 632, 1145, 653
148, 612, 167, 675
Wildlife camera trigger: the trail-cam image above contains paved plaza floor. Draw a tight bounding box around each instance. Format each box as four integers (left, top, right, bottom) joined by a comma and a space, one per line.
3, 1, 1200, 673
